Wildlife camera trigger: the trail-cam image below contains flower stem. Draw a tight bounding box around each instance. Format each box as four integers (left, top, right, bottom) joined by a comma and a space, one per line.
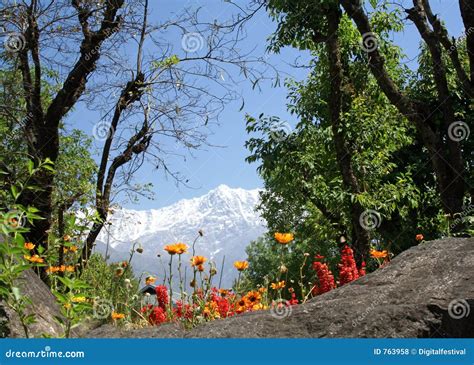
168, 255, 173, 315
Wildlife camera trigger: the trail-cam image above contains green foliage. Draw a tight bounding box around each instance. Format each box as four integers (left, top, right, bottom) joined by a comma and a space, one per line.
0, 165, 50, 337
80, 253, 141, 322
52, 277, 92, 338
243, 0, 473, 292
242, 234, 338, 300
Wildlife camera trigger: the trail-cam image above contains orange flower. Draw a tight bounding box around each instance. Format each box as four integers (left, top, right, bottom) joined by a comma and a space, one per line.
274, 232, 294, 244
197, 264, 205, 272
46, 266, 60, 274
145, 276, 156, 285
24, 255, 44, 264
115, 268, 124, 277
370, 249, 388, 259
111, 311, 125, 320
164, 243, 189, 255
121, 261, 128, 268
258, 287, 267, 294
69, 245, 78, 253
191, 255, 207, 267
63, 235, 71, 242
236, 298, 247, 313
244, 291, 261, 306
219, 289, 230, 297
24, 242, 35, 250
233, 260, 249, 271
65, 265, 75, 272
416, 234, 424, 241
270, 281, 285, 290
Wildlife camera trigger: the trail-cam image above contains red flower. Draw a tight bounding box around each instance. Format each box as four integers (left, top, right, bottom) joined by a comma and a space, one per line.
174, 301, 194, 319
149, 306, 167, 325
314, 254, 325, 260
287, 293, 299, 306
416, 234, 424, 241
312, 261, 336, 294
338, 245, 360, 285
155, 285, 169, 310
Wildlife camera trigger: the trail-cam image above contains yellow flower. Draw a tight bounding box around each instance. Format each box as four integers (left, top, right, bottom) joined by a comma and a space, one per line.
244, 291, 261, 307
71, 296, 87, 303
145, 276, 156, 285
65, 265, 75, 272
111, 311, 125, 320
191, 255, 207, 267
252, 303, 268, 311
164, 243, 189, 255
258, 287, 267, 294
270, 280, 285, 290
274, 232, 294, 244
69, 245, 78, 253
233, 260, 249, 271
203, 302, 220, 319
64, 303, 72, 310
24, 242, 35, 250
24, 254, 44, 264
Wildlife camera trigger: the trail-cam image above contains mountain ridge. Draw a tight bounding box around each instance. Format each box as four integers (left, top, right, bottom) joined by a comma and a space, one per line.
94, 184, 266, 288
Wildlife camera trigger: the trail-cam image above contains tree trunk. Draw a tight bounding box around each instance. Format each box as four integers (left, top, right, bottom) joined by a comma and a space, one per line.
325, 6, 370, 262
341, 0, 467, 220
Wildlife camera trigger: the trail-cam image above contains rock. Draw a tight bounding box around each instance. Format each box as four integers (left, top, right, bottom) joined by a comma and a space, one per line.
0, 269, 66, 338
87, 237, 474, 338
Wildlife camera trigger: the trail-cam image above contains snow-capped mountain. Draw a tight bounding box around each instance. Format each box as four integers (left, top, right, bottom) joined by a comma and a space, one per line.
94, 185, 266, 289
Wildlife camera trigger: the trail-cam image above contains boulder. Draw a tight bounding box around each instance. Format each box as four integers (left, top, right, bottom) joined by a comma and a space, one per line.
88, 237, 474, 338
0, 269, 66, 338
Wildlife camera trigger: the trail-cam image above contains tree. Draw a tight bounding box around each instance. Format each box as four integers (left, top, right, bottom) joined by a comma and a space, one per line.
247, 2, 424, 260
1, 0, 128, 280
1, 0, 275, 277
263, 0, 472, 227
339, 0, 471, 218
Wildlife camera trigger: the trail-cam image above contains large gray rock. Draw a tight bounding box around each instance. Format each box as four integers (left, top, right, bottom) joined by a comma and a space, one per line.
88, 237, 474, 338
0, 269, 66, 338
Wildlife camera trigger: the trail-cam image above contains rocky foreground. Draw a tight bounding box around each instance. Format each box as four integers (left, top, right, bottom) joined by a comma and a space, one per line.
89, 237, 474, 338
2, 238, 473, 338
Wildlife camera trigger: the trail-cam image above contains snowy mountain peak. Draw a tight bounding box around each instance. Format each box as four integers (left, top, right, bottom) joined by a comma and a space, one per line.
95, 186, 266, 287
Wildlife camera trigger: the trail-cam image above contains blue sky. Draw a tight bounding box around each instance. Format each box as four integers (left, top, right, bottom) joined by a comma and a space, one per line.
68, 0, 465, 210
